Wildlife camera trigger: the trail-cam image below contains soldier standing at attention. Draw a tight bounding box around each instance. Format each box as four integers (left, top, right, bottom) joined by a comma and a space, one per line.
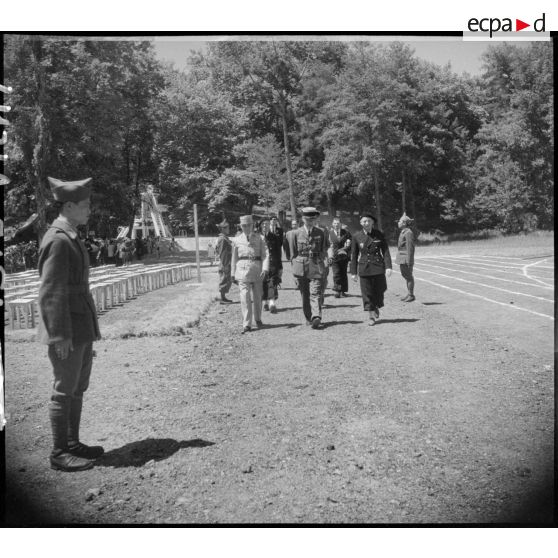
288, 207, 329, 329
396, 213, 416, 302
215, 219, 233, 304
350, 214, 393, 325
38, 177, 103, 472
231, 215, 269, 334
328, 216, 352, 298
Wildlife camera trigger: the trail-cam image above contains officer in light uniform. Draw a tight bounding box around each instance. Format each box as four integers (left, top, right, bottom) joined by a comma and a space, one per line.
350, 214, 393, 325
38, 177, 103, 472
287, 207, 329, 329
231, 215, 269, 333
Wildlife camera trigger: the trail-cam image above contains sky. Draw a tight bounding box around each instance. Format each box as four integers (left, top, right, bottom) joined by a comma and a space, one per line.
151, 36, 506, 76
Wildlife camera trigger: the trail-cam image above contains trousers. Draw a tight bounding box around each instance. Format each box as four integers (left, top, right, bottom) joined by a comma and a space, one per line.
219, 265, 232, 294
296, 275, 323, 321
331, 258, 349, 293
47, 342, 93, 454
358, 274, 387, 311
238, 279, 263, 327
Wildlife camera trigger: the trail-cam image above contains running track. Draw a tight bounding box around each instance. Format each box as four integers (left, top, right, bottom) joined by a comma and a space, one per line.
413, 254, 554, 321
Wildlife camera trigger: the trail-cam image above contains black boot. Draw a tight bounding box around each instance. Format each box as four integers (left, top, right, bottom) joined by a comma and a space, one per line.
67, 397, 104, 460
220, 290, 232, 304
49, 398, 93, 472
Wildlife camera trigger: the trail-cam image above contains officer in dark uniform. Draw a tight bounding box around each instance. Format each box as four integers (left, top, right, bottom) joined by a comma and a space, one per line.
287, 207, 329, 329
350, 214, 392, 325
38, 177, 103, 471
215, 219, 233, 303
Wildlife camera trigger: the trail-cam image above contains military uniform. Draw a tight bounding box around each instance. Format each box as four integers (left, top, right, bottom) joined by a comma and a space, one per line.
38, 177, 103, 472
231, 229, 269, 329
395, 216, 416, 301
350, 228, 392, 313
288, 222, 328, 324
216, 230, 233, 300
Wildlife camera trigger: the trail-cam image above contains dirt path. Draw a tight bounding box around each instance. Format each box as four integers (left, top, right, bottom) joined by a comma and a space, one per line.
3, 267, 554, 524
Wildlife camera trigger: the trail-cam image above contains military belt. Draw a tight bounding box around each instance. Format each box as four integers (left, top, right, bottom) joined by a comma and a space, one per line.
238, 256, 261, 261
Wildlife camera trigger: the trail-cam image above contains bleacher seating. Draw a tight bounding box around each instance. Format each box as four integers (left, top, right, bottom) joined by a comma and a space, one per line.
4, 262, 194, 330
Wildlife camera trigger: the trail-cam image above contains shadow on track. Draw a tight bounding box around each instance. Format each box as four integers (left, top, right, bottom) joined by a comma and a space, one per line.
96, 438, 215, 468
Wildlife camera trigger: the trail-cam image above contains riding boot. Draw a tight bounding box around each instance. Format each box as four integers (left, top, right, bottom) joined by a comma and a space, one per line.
220, 290, 232, 304
67, 396, 83, 448
68, 396, 104, 459
49, 397, 71, 457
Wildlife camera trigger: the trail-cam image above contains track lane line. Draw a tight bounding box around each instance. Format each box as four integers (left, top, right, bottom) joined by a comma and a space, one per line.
416, 258, 536, 277
415, 262, 554, 291
522, 258, 554, 288
416, 268, 554, 302
415, 277, 554, 320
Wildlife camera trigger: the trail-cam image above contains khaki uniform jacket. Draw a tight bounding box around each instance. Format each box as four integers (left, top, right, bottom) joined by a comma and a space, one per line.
350, 229, 392, 277
37, 218, 101, 345
231, 232, 269, 282
395, 227, 415, 266
288, 226, 329, 280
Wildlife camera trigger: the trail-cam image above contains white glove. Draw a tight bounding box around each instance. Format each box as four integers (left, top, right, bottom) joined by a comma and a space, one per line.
386, 268, 393, 278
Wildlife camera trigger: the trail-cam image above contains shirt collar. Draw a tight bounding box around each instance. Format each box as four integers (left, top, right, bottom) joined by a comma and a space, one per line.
52, 217, 79, 240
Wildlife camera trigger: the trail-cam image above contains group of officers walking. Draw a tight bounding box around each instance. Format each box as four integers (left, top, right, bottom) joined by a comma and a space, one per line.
35, 175, 416, 472
216, 207, 416, 333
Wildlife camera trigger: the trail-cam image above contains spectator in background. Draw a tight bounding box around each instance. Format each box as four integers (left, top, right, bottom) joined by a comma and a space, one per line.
106, 239, 117, 264
215, 220, 233, 304
262, 215, 284, 313
327, 217, 352, 298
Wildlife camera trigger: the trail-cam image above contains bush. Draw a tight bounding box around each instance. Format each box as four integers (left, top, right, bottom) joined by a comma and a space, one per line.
4, 241, 39, 273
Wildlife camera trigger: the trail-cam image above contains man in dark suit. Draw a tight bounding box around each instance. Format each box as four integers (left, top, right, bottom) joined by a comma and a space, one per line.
287, 207, 329, 329
38, 177, 103, 471
327, 216, 352, 298
350, 214, 393, 325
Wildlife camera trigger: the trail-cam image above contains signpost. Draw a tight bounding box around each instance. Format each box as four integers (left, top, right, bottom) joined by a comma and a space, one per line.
193, 204, 201, 283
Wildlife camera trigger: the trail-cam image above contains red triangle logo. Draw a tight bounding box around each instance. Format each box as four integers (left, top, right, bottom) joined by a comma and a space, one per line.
516, 19, 530, 31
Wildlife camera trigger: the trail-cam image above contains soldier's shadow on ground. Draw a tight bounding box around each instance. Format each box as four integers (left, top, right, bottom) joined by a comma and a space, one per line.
323, 320, 363, 328
260, 322, 302, 329
376, 318, 420, 324
323, 303, 360, 309
95, 438, 215, 468
421, 302, 443, 306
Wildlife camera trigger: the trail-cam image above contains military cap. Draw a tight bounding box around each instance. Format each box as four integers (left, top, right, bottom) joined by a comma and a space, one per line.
239, 215, 253, 225
360, 213, 376, 221
398, 212, 414, 225
301, 207, 320, 217
48, 177, 92, 203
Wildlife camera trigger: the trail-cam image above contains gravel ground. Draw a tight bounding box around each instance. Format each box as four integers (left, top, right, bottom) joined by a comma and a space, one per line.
3, 263, 554, 525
